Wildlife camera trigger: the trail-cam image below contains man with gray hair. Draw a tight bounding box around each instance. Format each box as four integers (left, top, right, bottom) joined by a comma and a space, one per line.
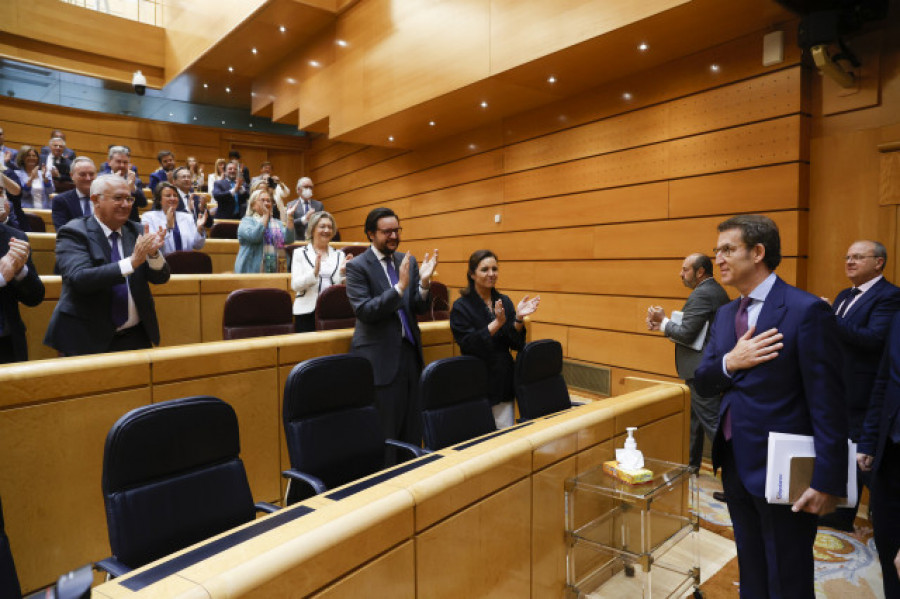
100, 145, 147, 221
647, 253, 730, 471
51, 156, 96, 231
45, 174, 169, 355
820, 239, 900, 532
286, 177, 323, 239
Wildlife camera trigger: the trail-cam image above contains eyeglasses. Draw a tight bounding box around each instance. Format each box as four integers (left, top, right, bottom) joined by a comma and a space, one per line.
712, 244, 744, 257
103, 193, 135, 204
845, 254, 876, 262
377, 227, 402, 236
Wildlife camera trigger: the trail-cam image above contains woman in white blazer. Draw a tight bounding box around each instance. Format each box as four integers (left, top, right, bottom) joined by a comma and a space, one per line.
291, 211, 348, 332
141, 182, 208, 255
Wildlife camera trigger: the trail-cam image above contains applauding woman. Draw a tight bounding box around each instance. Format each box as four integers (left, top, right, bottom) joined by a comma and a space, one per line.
141, 182, 207, 255
450, 249, 541, 429
235, 187, 294, 274
291, 211, 348, 332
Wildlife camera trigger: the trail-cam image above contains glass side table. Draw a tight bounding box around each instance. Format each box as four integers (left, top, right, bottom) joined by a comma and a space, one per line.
564, 457, 702, 598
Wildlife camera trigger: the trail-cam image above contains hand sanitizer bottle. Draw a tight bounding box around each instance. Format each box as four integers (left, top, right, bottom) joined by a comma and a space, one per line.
616, 427, 645, 470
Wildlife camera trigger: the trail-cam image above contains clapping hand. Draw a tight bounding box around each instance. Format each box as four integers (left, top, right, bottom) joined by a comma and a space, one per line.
494, 299, 506, 326
196, 209, 209, 232
131, 224, 166, 267
165, 205, 176, 230
0, 238, 30, 280
419, 249, 439, 285
646, 306, 665, 330
516, 295, 540, 321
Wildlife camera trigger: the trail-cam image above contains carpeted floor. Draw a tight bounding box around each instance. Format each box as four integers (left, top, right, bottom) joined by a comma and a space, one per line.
696, 467, 886, 599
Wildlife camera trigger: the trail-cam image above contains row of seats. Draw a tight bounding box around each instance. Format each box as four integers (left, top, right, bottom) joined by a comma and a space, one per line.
219, 282, 451, 339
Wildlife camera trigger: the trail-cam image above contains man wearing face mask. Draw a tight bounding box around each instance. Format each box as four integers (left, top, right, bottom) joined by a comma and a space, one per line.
286, 177, 323, 239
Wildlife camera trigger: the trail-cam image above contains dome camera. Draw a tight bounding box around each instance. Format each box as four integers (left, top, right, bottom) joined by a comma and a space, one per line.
132, 70, 147, 96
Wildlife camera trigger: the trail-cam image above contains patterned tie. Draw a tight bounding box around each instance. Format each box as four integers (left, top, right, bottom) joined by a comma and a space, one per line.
723, 297, 754, 441
839, 288, 862, 318
383, 256, 416, 345
108, 232, 129, 328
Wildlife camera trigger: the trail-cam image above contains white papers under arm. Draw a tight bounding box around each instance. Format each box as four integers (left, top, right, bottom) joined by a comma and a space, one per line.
669, 310, 709, 352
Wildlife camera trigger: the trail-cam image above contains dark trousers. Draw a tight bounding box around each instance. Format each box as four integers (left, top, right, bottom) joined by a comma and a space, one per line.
374, 342, 422, 460
294, 313, 315, 333
108, 325, 152, 353
687, 380, 720, 469
0, 337, 15, 364
871, 440, 900, 599
721, 441, 818, 599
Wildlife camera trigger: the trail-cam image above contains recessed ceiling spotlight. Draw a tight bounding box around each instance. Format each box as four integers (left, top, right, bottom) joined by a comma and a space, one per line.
168, 112, 174, 117
286, 77, 296, 84
227, 66, 234, 73
251, 48, 258, 55
225, 87, 231, 93
388, 136, 394, 142
622, 92, 633, 100
279, 25, 286, 33
193, 116, 197, 120
336, 39, 348, 47
203, 83, 208, 88
309, 60, 320, 67
249, 123, 253, 128
221, 120, 226, 124
480, 101, 488, 108
710, 63, 720, 72
547, 75, 557, 84
468, 143, 477, 150
428, 120, 436, 127
638, 42, 649, 51
251, 92, 256, 97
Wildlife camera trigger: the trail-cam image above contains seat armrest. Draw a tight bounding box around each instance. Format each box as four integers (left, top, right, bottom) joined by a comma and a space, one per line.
282, 469, 327, 504
254, 502, 280, 514
95, 556, 131, 579
385, 438, 429, 459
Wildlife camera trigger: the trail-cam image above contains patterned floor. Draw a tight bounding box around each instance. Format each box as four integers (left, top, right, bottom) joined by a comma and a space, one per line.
695, 470, 886, 599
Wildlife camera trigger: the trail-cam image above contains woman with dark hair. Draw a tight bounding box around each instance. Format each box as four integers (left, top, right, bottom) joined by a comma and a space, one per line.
141, 182, 208, 255
449, 249, 541, 428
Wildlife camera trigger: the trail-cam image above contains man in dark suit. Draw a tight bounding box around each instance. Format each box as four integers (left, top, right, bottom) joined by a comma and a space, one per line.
286, 177, 324, 239
647, 253, 730, 470
43, 137, 73, 191
822, 240, 900, 532
694, 214, 847, 599
44, 174, 169, 356
212, 161, 249, 218
148, 150, 176, 194
99, 146, 147, 222
172, 166, 213, 229
858, 312, 900, 599
0, 197, 45, 363
345, 207, 438, 449
51, 156, 96, 231
39, 129, 76, 161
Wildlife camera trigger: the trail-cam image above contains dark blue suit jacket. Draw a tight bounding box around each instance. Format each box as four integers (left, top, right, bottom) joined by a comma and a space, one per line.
859, 311, 900, 473
834, 277, 900, 438
694, 276, 848, 498
0, 224, 45, 361
345, 248, 428, 386
51, 188, 90, 231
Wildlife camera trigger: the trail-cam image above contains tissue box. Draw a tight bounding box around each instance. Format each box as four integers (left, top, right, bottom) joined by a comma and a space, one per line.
603, 460, 653, 485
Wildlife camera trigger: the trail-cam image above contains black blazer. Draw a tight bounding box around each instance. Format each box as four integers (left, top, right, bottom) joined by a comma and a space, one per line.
287, 198, 324, 239
345, 248, 428, 386
859, 311, 900, 473
833, 277, 900, 438
44, 217, 170, 355
0, 224, 45, 362
450, 290, 526, 405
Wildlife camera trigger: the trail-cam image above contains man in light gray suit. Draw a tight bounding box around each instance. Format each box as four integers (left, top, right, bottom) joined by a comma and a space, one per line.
647, 253, 730, 470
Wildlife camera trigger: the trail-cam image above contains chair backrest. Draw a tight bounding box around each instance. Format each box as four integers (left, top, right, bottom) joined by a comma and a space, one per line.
101, 396, 256, 571
340, 245, 368, 258
25, 213, 46, 232
417, 280, 450, 322
222, 288, 294, 340
166, 250, 213, 274
282, 354, 386, 502
208, 221, 238, 239
514, 339, 572, 420
0, 495, 22, 599
419, 356, 496, 450
284, 242, 305, 270
314, 284, 356, 331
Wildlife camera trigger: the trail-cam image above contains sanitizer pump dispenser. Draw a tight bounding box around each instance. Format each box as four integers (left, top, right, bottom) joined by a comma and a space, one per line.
616, 427, 645, 470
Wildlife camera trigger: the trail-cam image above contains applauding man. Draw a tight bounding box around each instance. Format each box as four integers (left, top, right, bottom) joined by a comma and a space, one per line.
346, 207, 438, 452
45, 175, 170, 355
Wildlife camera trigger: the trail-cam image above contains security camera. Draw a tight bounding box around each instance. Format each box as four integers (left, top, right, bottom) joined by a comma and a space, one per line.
132, 70, 147, 96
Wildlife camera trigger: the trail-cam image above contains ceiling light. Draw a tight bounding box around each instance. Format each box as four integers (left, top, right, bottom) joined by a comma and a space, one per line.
251, 92, 256, 97
168, 112, 174, 117
225, 87, 231, 93
622, 92, 632, 100
227, 66, 234, 73
221, 120, 225, 124
638, 42, 649, 51
249, 124, 253, 128
336, 39, 348, 47
388, 136, 394, 142
193, 116, 197, 120
279, 25, 286, 33
480, 101, 488, 108
286, 77, 296, 84
428, 121, 435, 127
203, 83, 208, 88
251, 48, 258, 55
710, 63, 720, 72
309, 60, 320, 68
547, 75, 557, 84
468, 143, 477, 150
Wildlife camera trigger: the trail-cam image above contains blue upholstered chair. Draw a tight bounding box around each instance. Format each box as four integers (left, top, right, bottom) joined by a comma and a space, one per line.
514, 339, 572, 420
419, 356, 496, 450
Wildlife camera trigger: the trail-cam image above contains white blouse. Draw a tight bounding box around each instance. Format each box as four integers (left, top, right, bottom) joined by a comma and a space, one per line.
291, 244, 346, 315
141, 209, 206, 256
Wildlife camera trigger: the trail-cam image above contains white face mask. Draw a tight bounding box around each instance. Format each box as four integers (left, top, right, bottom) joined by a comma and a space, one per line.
301, 188, 313, 200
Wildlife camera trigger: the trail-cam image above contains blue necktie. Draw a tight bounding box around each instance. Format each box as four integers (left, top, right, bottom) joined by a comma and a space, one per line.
108, 232, 129, 328
172, 224, 183, 251
383, 256, 415, 345
723, 297, 753, 441
80, 195, 91, 216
